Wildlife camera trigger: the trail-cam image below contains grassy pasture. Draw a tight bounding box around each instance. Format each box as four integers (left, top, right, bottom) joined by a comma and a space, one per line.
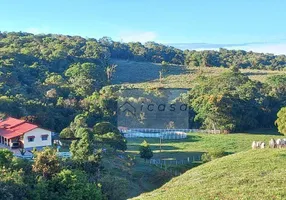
127, 130, 285, 199
127, 129, 282, 160
132, 149, 286, 200
111, 59, 286, 89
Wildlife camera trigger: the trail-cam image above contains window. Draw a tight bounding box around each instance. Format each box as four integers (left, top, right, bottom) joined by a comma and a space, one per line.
41, 134, 49, 141
28, 136, 35, 142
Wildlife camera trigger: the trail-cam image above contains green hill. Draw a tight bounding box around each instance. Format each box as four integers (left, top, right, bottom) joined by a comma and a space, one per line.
111, 59, 286, 89
132, 149, 286, 200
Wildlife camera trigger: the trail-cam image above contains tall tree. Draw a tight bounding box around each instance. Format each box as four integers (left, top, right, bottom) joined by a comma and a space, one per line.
276, 107, 286, 135
70, 128, 94, 161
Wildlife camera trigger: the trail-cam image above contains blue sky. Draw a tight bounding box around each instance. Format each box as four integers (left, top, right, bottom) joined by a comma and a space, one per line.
1, 0, 286, 54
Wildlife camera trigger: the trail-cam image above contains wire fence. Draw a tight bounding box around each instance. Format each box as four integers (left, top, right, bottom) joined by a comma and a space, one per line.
120, 128, 221, 134
149, 155, 202, 166
121, 128, 221, 139
149, 155, 202, 176
124, 131, 187, 139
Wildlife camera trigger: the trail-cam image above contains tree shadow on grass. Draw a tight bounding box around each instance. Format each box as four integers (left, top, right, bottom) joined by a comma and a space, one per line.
127, 134, 202, 145
127, 150, 205, 161
128, 145, 180, 151
237, 128, 282, 136
243, 72, 266, 76
163, 134, 202, 144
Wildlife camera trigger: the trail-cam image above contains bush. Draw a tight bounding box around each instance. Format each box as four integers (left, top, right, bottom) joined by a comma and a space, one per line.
0, 149, 13, 167
60, 127, 74, 138
201, 149, 226, 163
139, 140, 153, 162
93, 122, 120, 135
99, 174, 129, 200
161, 61, 168, 66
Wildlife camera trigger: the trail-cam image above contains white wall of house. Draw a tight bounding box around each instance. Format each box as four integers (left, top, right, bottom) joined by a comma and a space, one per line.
23, 128, 52, 149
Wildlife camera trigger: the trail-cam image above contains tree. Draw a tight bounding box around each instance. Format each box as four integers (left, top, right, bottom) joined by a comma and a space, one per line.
93, 121, 119, 135
0, 168, 27, 200
44, 73, 64, 86
276, 107, 286, 135
106, 64, 117, 83
65, 62, 106, 96
189, 71, 261, 132
97, 132, 127, 152
70, 128, 94, 161
93, 122, 127, 151
99, 174, 129, 200
0, 149, 13, 168
32, 169, 103, 200
32, 147, 61, 180
139, 140, 153, 162
49, 169, 103, 200
60, 127, 75, 138
266, 75, 286, 105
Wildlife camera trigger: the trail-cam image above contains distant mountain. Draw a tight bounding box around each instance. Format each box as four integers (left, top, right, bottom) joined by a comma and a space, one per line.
168, 42, 271, 50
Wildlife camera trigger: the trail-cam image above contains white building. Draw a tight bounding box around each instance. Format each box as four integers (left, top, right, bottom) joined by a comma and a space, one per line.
0, 117, 52, 150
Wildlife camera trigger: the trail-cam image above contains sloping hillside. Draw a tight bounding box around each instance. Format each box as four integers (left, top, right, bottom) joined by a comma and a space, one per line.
111, 59, 286, 88
132, 149, 286, 200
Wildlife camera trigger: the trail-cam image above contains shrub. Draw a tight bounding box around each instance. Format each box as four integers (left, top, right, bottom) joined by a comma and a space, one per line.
99, 174, 129, 200
139, 140, 153, 162
201, 149, 226, 163
93, 122, 120, 135
0, 149, 13, 167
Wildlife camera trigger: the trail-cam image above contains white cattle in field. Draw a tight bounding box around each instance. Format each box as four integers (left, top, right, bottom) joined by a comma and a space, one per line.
276, 139, 283, 148
269, 139, 276, 148
252, 141, 257, 149
282, 139, 286, 148
252, 141, 266, 149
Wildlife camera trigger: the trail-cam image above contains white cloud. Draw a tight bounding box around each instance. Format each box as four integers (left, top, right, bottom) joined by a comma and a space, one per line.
119, 31, 157, 43
25, 26, 50, 34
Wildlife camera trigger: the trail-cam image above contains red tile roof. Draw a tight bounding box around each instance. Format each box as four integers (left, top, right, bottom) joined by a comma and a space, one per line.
0, 117, 39, 139
0, 117, 25, 129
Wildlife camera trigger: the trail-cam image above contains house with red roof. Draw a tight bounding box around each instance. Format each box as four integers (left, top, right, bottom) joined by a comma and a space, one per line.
0, 117, 52, 150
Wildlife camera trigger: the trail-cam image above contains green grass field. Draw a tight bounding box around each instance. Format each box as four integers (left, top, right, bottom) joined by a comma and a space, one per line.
132, 149, 286, 200
111, 59, 286, 89
126, 130, 285, 199
127, 129, 282, 160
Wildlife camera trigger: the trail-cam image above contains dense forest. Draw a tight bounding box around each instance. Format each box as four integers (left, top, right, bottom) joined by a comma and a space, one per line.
185, 48, 286, 70
188, 70, 286, 132
1, 32, 286, 69
0, 32, 113, 132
